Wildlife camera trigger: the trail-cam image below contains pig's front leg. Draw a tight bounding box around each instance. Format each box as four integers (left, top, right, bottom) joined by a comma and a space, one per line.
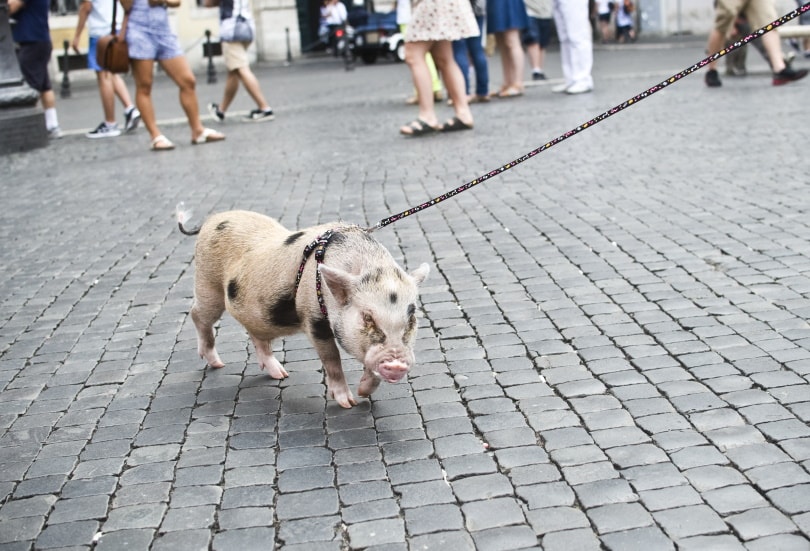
311, 338, 357, 408
358, 369, 381, 398
250, 334, 289, 379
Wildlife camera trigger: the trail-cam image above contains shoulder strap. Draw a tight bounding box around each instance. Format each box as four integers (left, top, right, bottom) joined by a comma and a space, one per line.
111, 0, 117, 34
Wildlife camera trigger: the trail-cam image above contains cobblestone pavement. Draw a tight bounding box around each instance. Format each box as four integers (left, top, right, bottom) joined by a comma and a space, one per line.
2, 35, 810, 551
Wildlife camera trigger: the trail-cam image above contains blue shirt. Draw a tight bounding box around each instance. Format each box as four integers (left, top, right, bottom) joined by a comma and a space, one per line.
12, 0, 51, 43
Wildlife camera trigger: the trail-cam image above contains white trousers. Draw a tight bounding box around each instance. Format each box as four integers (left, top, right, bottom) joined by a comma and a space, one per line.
553, 0, 594, 89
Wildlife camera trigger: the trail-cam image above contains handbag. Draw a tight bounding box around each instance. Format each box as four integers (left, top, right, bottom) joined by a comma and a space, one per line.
96, 0, 129, 73
228, 0, 254, 43
232, 14, 254, 43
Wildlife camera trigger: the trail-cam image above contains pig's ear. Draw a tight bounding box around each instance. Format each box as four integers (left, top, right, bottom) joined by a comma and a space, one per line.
319, 264, 356, 306
410, 263, 430, 286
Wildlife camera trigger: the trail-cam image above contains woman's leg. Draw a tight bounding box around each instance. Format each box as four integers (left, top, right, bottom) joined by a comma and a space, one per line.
158, 55, 205, 138
219, 71, 241, 113
431, 40, 473, 126
131, 58, 160, 139
402, 40, 439, 130
502, 28, 525, 91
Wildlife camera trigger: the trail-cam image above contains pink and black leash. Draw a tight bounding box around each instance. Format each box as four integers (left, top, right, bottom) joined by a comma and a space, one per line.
365, 2, 810, 233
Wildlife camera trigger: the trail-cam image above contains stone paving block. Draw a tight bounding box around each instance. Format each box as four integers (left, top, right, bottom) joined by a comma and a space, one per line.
102, 503, 167, 531
766, 484, 810, 515
781, 439, 810, 462
675, 534, 746, 550
463, 497, 527, 531
347, 518, 405, 548
396, 480, 455, 509
725, 507, 797, 540
591, 426, 650, 449
404, 504, 464, 536
622, 463, 688, 492
524, 506, 590, 536
702, 484, 768, 514
275, 488, 339, 521
746, 462, 810, 491
516, 482, 576, 510
220, 485, 275, 509
278, 466, 334, 493
160, 505, 216, 531
670, 445, 729, 469
600, 526, 675, 551
170, 485, 222, 508
451, 473, 513, 502
605, 444, 669, 469
543, 527, 601, 551
653, 505, 728, 539
112, 482, 171, 507
587, 502, 654, 534
96, 529, 158, 551
407, 530, 476, 551
745, 534, 810, 551
211, 527, 276, 551
277, 515, 340, 544
574, 478, 637, 509
342, 498, 400, 524
47, 495, 109, 524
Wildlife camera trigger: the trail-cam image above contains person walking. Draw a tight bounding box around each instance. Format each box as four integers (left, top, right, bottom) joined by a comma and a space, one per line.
551, 0, 594, 94
72, 0, 141, 138
206, 0, 274, 122
10, 0, 63, 138
121, 0, 225, 150
704, 0, 807, 87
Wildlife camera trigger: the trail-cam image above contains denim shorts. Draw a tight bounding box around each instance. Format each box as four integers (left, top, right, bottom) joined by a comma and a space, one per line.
126, 10, 184, 60
88, 36, 103, 71
522, 16, 553, 48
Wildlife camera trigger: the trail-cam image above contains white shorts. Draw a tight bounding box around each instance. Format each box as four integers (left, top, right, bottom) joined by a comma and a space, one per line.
222, 41, 250, 71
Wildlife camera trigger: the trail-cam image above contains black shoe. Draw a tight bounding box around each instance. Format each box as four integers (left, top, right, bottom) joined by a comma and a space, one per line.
532, 71, 546, 81
773, 66, 808, 85
705, 69, 722, 87
244, 108, 275, 122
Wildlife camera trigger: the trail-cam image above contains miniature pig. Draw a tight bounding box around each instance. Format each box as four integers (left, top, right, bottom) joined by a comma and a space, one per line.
177, 209, 429, 408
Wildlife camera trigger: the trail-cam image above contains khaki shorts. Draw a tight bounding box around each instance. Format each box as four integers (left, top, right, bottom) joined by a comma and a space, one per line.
222, 41, 250, 71
714, 0, 777, 35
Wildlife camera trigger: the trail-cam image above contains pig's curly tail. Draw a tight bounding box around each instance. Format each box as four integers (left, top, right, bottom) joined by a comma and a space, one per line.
176, 202, 201, 235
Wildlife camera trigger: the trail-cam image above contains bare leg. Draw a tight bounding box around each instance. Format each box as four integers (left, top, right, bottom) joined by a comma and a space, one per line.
219, 71, 241, 113
97, 71, 116, 123
236, 67, 271, 111
131, 59, 161, 139
431, 40, 473, 126
761, 31, 786, 73
158, 55, 206, 139
249, 334, 288, 378
501, 29, 525, 91
402, 40, 440, 130
112, 73, 134, 110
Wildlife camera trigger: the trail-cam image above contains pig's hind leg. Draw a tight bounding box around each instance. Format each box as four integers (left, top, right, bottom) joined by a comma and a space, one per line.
249, 334, 289, 379
190, 285, 226, 369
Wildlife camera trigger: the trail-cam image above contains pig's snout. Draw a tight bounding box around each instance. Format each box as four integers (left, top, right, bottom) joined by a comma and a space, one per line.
377, 360, 410, 383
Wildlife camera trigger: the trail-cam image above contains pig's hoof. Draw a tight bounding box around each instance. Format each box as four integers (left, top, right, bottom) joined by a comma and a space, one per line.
261, 358, 289, 379
330, 387, 358, 408
200, 350, 225, 369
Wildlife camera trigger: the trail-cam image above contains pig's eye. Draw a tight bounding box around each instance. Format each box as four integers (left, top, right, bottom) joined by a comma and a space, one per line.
363, 313, 386, 344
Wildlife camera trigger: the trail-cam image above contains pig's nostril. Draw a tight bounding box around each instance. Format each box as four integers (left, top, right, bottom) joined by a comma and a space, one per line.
380, 361, 409, 373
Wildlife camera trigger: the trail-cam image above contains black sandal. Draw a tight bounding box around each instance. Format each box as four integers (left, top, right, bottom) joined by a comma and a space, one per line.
440, 116, 474, 132
400, 119, 439, 137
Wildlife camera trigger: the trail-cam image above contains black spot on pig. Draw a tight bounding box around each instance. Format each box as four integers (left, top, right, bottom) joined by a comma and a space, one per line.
389, 292, 398, 304
311, 318, 334, 341
216, 221, 229, 231
227, 279, 239, 302
267, 293, 300, 327
285, 231, 304, 246
360, 267, 384, 286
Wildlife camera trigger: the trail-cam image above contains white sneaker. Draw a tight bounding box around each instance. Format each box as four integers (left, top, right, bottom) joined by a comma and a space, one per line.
48, 127, 63, 139
86, 122, 121, 139
565, 82, 593, 95
124, 108, 141, 132
551, 83, 570, 93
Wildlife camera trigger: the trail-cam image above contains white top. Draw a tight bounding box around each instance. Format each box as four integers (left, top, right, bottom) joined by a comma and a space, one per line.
86, 0, 122, 37
322, 1, 347, 25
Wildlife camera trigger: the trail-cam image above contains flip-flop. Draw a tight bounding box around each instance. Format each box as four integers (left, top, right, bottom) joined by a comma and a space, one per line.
192, 128, 225, 145
440, 116, 474, 132
496, 87, 523, 98
400, 119, 439, 137
150, 134, 175, 151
